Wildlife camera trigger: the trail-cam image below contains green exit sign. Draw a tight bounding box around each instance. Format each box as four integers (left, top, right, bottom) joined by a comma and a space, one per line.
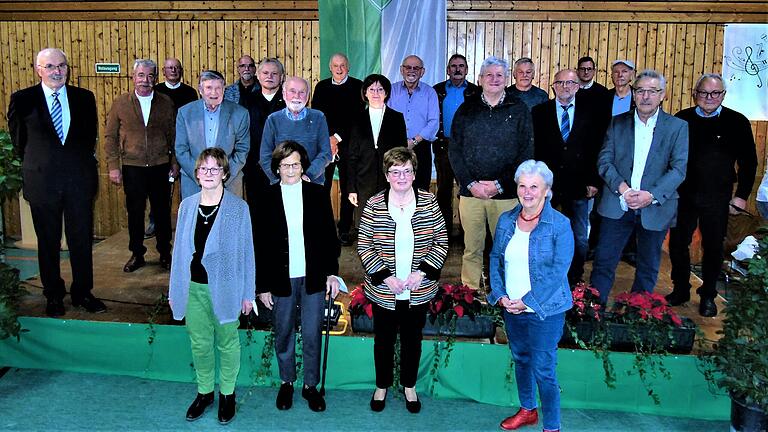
95, 63, 120, 74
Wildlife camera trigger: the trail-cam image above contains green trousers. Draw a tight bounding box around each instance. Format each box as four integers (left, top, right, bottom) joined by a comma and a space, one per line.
186, 281, 241, 395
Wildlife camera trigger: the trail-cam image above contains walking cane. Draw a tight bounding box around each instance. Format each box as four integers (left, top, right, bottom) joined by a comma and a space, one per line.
320, 292, 334, 396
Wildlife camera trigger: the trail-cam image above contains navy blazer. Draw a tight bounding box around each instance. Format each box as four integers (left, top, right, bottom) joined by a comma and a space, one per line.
596, 109, 689, 231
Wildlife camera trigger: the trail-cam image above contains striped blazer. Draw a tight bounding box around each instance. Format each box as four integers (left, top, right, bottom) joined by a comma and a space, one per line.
357, 188, 448, 310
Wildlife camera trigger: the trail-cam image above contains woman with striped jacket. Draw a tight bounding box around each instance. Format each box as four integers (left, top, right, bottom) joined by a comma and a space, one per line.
357, 147, 448, 414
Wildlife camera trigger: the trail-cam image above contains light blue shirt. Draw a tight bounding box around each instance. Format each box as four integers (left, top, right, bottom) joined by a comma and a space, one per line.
203, 103, 221, 148
555, 97, 576, 131
41, 83, 71, 143
612, 93, 632, 116
442, 81, 467, 138
387, 81, 439, 141
695, 105, 722, 118
283, 107, 308, 121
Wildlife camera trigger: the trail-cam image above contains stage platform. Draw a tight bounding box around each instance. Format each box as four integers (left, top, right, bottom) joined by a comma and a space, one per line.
1, 229, 730, 421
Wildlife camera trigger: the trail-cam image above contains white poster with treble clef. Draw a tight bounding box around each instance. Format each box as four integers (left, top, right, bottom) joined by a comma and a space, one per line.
722, 23, 768, 121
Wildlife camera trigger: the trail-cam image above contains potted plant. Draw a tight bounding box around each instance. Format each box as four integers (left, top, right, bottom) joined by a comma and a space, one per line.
703, 231, 768, 431
0, 129, 25, 341
349, 285, 374, 333
425, 283, 495, 338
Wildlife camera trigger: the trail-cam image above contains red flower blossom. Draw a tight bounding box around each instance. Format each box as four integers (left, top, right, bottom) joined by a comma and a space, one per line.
453, 304, 464, 317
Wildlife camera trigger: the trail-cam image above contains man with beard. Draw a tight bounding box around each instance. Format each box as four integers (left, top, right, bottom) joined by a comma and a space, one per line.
105, 59, 177, 273
506, 57, 549, 111
260, 76, 331, 186
433, 53, 479, 238
224, 54, 259, 108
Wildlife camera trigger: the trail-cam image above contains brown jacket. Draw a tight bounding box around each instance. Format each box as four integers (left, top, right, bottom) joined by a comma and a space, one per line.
104, 91, 176, 170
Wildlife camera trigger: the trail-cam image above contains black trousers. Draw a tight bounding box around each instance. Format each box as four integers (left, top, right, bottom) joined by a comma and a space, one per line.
412, 140, 432, 192
433, 139, 455, 235
29, 187, 94, 301
324, 157, 354, 235
668, 198, 729, 300
372, 301, 428, 389
122, 164, 171, 257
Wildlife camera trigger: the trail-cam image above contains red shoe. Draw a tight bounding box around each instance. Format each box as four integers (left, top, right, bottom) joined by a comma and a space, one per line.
500, 408, 539, 430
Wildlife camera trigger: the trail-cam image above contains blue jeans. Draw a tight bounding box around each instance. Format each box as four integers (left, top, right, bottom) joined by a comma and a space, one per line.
559, 198, 591, 284
590, 211, 668, 303
503, 311, 565, 431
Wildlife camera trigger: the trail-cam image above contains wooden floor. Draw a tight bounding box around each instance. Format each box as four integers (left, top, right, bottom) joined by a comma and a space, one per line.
17, 229, 725, 342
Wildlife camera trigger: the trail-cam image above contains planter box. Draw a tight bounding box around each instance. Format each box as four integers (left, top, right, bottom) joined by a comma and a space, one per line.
352, 314, 496, 339
561, 317, 697, 354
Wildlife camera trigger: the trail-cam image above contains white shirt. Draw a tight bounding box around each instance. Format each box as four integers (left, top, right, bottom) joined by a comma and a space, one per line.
280, 182, 306, 278
631, 109, 660, 190
581, 80, 594, 89
504, 229, 534, 313
389, 198, 416, 301
555, 97, 576, 132
369, 106, 385, 148
136, 91, 153, 126
41, 83, 71, 144
263, 91, 277, 102
163, 81, 181, 89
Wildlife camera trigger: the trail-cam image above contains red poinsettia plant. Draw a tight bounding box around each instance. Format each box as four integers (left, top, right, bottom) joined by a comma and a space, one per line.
427, 283, 482, 324
348, 285, 373, 319
611, 291, 683, 327
568, 282, 603, 321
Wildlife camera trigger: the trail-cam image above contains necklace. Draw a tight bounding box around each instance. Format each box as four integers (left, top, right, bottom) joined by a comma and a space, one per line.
519, 208, 543, 222
198, 205, 219, 225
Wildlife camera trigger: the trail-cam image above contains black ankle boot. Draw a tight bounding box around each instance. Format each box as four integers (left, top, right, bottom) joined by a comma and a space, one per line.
218, 392, 236, 424
185, 392, 214, 421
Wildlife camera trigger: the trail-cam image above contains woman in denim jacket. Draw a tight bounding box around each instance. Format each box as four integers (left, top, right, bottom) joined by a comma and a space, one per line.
487, 160, 573, 432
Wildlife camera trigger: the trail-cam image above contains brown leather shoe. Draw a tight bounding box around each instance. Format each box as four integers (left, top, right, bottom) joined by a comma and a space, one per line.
500, 407, 538, 430
123, 255, 146, 273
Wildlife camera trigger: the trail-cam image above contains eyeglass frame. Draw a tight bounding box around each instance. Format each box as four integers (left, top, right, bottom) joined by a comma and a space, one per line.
197, 166, 224, 175
387, 168, 414, 178
695, 90, 725, 99
39, 63, 68, 71
634, 88, 664, 96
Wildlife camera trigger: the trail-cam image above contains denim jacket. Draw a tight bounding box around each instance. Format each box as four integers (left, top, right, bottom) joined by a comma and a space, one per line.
487, 199, 574, 320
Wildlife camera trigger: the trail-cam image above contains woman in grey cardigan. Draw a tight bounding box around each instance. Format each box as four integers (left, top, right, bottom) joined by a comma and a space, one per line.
169, 147, 255, 425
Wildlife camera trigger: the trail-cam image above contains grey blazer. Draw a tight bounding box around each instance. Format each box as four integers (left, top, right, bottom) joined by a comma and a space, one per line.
175, 99, 250, 199
596, 109, 689, 231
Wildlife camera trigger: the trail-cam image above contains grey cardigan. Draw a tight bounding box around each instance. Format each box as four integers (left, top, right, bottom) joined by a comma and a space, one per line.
169, 190, 256, 324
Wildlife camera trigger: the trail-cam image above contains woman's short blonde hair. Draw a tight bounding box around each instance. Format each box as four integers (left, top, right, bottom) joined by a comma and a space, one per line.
194, 147, 230, 185
382, 147, 418, 174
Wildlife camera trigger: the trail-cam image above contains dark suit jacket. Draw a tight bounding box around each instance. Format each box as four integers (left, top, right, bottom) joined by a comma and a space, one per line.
8, 84, 98, 204
347, 107, 408, 204
532, 95, 603, 204
596, 109, 689, 231
255, 182, 340, 296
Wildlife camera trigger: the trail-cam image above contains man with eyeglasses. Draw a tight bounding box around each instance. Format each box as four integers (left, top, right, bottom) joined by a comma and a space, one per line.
533, 69, 604, 285
105, 59, 177, 273
154, 58, 198, 112
260, 76, 331, 186
590, 69, 688, 305
576, 56, 609, 103
387, 55, 439, 192
8, 47, 106, 316
667, 73, 757, 317
505, 57, 549, 111
311, 53, 364, 245
433, 53, 479, 240
449, 56, 533, 292
224, 55, 259, 108
176, 70, 250, 200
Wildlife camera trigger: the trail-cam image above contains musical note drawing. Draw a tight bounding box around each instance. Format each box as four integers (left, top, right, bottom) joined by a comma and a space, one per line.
725, 36, 768, 88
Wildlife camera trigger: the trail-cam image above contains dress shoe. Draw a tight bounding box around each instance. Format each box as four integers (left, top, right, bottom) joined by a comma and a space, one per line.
339, 232, 353, 246
699, 297, 718, 317
500, 407, 539, 430
185, 392, 214, 421
144, 221, 156, 239
123, 255, 146, 273
402, 388, 421, 414
218, 392, 236, 424
302, 385, 326, 412
71, 295, 107, 313
276, 382, 293, 410
159, 254, 172, 270
665, 290, 690, 306
45, 298, 65, 317
370, 388, 387, 412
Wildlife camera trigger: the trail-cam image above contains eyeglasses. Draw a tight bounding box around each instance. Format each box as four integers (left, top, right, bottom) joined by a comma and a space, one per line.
238, 63, 256, 69
553, 80, 578, 87
577, 67, 594, 72
387, 168, 414, 178
366, 87, 386, 94
279, 162, 302, 170
634, 88, 663, 96
197, 166, 223, 175
40, 63, 68, 71
695, 90, 725, 99
401, 65, 423, 71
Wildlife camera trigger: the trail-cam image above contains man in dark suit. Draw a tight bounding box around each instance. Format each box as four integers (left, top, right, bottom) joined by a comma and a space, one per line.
433, 53, 479, 239
533, 69, 603, 285
8, 47, 106, 316
590, 70, 689, 304
576, 56, 609, 103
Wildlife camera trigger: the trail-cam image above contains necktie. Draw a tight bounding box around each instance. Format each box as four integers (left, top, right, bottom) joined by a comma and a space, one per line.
51, 92, 64, 142
560, 104, 572, 142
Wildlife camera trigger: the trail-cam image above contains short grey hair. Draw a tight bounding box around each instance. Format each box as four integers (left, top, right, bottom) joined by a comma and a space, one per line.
329, 52, 349, 68
695, 73, 726, 91
199, 70, 225, 85
633, 69, 667, 90
257, 57, 285, 77
36, 48, 67, 66
133, 59, 157, 75
514, 159, 554, 198
514, 57, 535, 70
479, 56, 510, 77
282, 76, 309, 93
